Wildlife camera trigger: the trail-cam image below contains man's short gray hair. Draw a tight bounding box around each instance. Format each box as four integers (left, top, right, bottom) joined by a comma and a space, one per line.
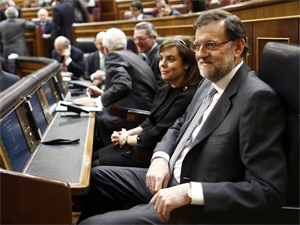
134, 22, 157, 37
0, 0, 9, 6
103, 28, 127, 51
96, 31, 106, 41
5, 6, 18, 18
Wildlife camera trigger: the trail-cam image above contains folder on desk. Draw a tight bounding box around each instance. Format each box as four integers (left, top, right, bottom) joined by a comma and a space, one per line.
56, 101, 102, 112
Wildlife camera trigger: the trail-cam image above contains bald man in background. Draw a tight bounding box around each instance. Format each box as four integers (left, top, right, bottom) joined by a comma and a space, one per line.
51, 36, 85, 78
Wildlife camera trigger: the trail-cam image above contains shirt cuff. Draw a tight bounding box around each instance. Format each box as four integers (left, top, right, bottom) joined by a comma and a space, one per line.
90, 73, 95, 81
151, 151, 170, 162
65, 57, 72, 66
190, 182, 204, 205
93, 96, 103, 108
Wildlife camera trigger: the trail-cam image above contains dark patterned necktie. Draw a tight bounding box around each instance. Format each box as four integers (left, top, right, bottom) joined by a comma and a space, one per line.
169, 85, 218, 174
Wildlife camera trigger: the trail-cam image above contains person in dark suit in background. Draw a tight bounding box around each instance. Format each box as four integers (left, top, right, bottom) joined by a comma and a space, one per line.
51, 0, 74, 44
90, 36, 202, 169
156, 0, 181, 17
0, 6, 35, 59
51, 36, 85, 78
77, 10, 287, 225
37, 8, 52, 39
134, 22, 162, 85
65, 0, 90, 23
0, 0, 22, 21
129, 1, 153, 20
182, 0, 207, 13
74, 28, 158, 148
0, 63, 20, 92
86, 31, 106, 85
0, 53, 17, 74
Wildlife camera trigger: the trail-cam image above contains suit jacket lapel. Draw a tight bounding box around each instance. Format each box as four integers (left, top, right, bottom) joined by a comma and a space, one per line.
191, 63, 251, 147
176, 80, 211, 143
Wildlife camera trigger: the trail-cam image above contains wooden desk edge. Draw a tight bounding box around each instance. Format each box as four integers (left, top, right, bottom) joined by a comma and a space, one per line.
70, 112, 95, 195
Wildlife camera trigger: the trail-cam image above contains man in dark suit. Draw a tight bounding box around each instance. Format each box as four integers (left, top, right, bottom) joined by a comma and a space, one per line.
129, 1, 153, 20
51, 0, 74, 44
77, 10, 287, 225
52, 36, 85, 78
0, 53, 17, 74
0, 6, 35, 58
156, 0, 181, 17
0, 0, 22, 21
85, 31, 106, 84
0, 63, 20, 92
74, 28, 157, 147
36, 8, 52, 39
134, 22, 162, 85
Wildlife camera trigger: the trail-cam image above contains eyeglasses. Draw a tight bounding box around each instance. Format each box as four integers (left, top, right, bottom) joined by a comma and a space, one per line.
133, 36, 151, 41
190, 40, 232, 52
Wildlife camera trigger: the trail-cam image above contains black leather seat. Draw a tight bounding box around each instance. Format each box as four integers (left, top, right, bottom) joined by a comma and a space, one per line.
258, 42, 299, 211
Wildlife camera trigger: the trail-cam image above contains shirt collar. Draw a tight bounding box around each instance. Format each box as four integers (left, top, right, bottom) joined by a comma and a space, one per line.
136, 13, 143, 20
98, 51, 104, 59
146, 42, 158, 58
213, 61, 244, 95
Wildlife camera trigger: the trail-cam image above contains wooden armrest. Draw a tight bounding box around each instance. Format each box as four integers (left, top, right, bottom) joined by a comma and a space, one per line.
109, 105, 120, 117
0, 168, 72, 225
109, 105, 150, 123
170, 204, 192, 222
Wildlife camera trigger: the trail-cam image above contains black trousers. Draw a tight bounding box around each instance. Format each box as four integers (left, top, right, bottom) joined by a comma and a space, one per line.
77, 166, 189, 224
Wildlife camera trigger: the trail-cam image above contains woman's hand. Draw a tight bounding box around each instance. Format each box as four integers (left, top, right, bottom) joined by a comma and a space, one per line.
111, 131, 121, 145
118, 128, 130, 148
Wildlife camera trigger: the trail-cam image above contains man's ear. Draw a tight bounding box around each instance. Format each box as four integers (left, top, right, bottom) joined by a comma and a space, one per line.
234, 38, 245, 58
104, 46, 109, 55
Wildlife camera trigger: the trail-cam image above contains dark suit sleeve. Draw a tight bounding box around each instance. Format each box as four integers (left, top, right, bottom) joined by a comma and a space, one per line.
101, 52, 133, 107
86, 52, 95, 76
153, 110, 187, 157
25, 20, 35, 30
137, 87, 197, 149
51, 6, 62, 41
193, 89, 287, 222
68, 48, 85, 77
44, 21, 52, 34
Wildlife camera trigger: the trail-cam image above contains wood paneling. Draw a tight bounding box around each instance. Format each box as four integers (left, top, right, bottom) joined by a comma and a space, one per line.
251, 18, 299, 73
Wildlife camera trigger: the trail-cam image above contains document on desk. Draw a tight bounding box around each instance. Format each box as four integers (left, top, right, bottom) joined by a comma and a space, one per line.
56, 101, 102, 112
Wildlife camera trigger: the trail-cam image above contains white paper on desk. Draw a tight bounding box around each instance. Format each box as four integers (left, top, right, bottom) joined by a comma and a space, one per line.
56, 101, 102, 112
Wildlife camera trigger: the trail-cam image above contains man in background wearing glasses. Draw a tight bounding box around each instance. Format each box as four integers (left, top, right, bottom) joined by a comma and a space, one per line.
133, 22, 163, 85
77, 10, 287, 224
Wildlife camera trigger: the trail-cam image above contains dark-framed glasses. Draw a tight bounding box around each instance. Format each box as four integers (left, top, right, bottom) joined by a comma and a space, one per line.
133, 36, 152, 41
190, 40, 232, 52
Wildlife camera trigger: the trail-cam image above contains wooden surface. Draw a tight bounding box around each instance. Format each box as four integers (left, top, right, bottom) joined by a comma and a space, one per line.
0, 168, 72, 224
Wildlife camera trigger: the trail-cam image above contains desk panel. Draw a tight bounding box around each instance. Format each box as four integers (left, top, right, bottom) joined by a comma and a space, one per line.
23, 112, 94, 195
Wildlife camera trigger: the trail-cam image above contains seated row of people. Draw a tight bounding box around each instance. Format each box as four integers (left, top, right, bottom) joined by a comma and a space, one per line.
127, 0, 249, 20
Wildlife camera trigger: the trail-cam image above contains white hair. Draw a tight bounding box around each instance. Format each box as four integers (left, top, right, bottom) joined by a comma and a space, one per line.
37, 8, 49, 17
5, 6, 18, 18
103, 28, 127, 51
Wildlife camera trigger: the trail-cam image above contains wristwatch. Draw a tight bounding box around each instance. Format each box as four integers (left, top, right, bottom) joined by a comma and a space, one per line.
122, 136, 128, 145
